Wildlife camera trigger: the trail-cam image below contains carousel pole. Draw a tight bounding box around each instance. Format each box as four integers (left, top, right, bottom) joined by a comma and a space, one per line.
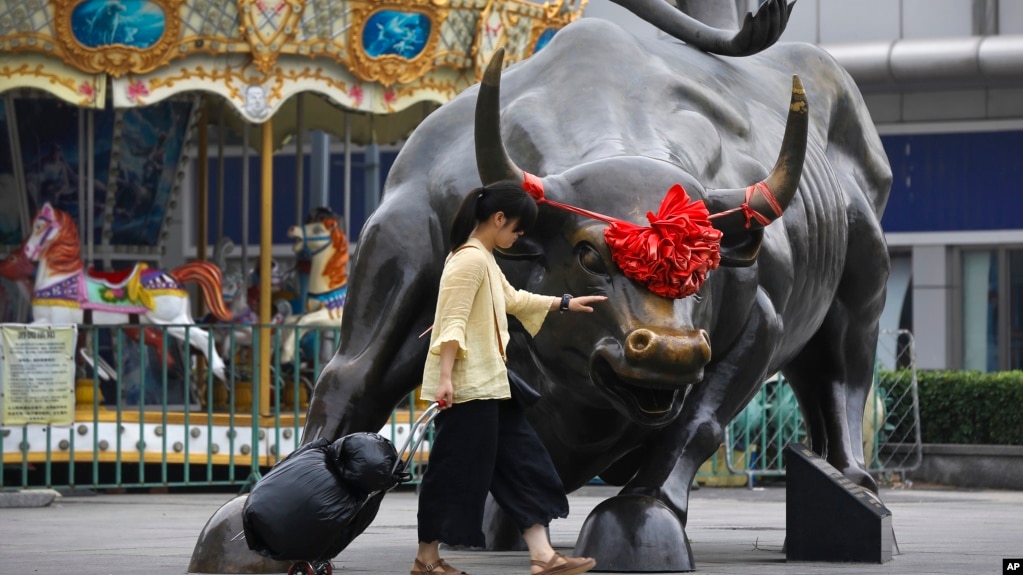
216, 107, 226, 241
86, 110, 95, 265
4, 95, 29, 237
241, 129, 250, 279
258, 118, 274, 418
78, 109, 86, 246
196, 100, 209, 263
343, 112, 351, 239
295, 95, 304, 225
195, 101, 209, 322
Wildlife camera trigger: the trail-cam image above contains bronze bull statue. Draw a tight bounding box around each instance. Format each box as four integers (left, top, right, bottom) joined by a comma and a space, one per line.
190, 0, 892, 571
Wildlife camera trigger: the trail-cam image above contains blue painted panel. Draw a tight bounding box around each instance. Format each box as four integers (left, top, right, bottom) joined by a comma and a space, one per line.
71, 0, 166, 49
880, 130, 1023, 233
362, 11, 430, 59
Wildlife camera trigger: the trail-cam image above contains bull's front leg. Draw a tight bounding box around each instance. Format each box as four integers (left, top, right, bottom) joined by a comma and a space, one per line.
302, 215, 441, 443
574, 298, 781, 572
188, 211, 439, 575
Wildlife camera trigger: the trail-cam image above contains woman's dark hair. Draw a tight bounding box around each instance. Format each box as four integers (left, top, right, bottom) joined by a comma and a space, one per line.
449, 181, 538, 249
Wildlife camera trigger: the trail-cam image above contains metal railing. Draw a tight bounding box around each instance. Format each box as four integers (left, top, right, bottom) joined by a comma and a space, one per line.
4, 322, 920, 491
707, 329, 921, 487
0, 323, 433, 491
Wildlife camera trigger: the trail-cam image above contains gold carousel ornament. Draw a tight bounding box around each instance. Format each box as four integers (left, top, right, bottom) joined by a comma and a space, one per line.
0, 0, 586, 126
51, 0, 188, 77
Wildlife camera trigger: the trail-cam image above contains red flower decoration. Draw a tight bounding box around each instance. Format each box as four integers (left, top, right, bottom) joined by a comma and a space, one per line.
603, 184, 722, 299
349, 84, 364, 107
523, 171, 722, 299
126, 80, 149, 102
78, 82, 95, 97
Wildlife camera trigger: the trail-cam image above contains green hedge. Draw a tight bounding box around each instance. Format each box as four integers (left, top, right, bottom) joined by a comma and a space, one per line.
879, 370, 1023, 445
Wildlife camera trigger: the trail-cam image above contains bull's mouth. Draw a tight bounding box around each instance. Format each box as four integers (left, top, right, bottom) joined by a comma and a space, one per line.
590, 352, 700, 429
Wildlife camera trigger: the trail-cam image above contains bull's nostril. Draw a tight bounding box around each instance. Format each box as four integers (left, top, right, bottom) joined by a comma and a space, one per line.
627, 329, 653, 353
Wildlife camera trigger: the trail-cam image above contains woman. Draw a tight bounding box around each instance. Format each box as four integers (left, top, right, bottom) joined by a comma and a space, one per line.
414, 182, 607, 575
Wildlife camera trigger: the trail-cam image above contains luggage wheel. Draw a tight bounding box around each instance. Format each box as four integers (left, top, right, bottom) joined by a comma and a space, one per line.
287, 560, 333, 575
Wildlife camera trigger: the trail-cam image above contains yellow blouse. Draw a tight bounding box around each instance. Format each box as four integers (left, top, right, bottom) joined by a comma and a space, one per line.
420, 237, 558, 404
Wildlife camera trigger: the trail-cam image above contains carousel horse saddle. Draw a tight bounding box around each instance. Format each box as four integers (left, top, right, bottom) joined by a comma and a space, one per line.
87, 264, 145, 288
83, 264, 155, 311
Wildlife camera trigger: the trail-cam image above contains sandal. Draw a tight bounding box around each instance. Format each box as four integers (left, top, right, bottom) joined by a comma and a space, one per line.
530, 552, 596, 575
411, 557, 471, 575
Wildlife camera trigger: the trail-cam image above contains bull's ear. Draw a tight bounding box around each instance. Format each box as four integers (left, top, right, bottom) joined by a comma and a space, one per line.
718, 228, 764, 267
495, 236, 545, 261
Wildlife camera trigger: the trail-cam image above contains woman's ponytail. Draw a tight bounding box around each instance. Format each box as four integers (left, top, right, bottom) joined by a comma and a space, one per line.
450, 187, 483, 248
449, 182, 538, 251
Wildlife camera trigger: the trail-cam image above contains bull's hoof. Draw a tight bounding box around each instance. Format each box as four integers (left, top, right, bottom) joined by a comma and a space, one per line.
574, 494, 693, 572
188, 495, 292, 574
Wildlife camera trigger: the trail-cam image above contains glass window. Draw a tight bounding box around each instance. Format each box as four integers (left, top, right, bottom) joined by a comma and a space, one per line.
961, 250, 998, 371
1011, 250, 1023, 370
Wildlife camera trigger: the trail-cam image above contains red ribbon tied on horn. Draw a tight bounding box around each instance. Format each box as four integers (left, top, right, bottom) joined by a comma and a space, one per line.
522, 172, 723, 299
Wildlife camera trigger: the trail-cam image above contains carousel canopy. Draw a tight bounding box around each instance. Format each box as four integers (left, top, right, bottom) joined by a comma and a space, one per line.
0, 0, 586, 144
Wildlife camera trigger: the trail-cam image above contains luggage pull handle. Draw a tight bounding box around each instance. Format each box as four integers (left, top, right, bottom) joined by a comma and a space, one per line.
392, 402, 442, 475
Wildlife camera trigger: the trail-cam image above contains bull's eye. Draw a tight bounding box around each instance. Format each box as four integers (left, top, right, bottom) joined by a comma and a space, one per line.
577, 243, 608, 276
691, 291, 704, 303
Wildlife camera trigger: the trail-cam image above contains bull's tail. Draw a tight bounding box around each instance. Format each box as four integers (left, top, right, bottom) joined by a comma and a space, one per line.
170, 261, 232, 322
610, 0, 794, 56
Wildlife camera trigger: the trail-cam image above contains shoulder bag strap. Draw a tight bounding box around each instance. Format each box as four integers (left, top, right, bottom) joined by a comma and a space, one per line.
454, 245, 505, 360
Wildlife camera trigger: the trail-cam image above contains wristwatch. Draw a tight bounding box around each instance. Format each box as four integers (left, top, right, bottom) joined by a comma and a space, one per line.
560, 294, 572, 313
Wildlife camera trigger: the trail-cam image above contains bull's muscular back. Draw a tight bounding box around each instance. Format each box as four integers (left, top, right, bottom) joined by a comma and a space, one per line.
389, 18, 888, 220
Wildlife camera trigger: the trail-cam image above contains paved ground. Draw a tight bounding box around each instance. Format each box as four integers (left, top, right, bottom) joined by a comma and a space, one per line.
1, 483, 1021, 575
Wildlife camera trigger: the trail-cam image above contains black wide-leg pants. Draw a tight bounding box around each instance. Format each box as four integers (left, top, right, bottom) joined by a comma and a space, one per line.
417, 399, 569, 548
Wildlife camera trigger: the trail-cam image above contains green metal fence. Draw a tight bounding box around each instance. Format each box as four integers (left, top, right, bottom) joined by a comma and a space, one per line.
3, 322, 919, 491
714, 329, 922, 487
1, 323, 432, 491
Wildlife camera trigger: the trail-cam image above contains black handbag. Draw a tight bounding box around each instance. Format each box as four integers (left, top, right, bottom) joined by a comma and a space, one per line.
508, 370, 541, 408
490, 299, 542, 408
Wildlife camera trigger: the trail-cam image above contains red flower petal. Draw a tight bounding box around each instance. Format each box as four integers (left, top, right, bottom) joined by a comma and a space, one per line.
603, 185, 722, 299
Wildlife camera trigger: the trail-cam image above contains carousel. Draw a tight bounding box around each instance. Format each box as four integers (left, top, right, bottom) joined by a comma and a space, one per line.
0, 0, 585, 487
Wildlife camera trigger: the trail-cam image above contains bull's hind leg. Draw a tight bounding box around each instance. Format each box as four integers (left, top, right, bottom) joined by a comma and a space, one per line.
783, 214, 888, 491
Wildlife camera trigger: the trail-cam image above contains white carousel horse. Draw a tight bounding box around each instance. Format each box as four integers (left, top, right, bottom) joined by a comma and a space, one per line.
277, 215, 349, 365
22, 203, 233, 380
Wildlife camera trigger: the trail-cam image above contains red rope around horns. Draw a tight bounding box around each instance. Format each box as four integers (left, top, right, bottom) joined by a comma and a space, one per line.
521, 171, 780, 299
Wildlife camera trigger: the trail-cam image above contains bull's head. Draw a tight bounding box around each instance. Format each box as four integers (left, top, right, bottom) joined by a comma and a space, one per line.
475, 49, 808, 427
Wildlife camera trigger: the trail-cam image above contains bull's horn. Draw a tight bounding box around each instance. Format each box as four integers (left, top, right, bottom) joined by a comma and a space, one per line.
475, 47, 524, 187
709, 75, 808, 234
